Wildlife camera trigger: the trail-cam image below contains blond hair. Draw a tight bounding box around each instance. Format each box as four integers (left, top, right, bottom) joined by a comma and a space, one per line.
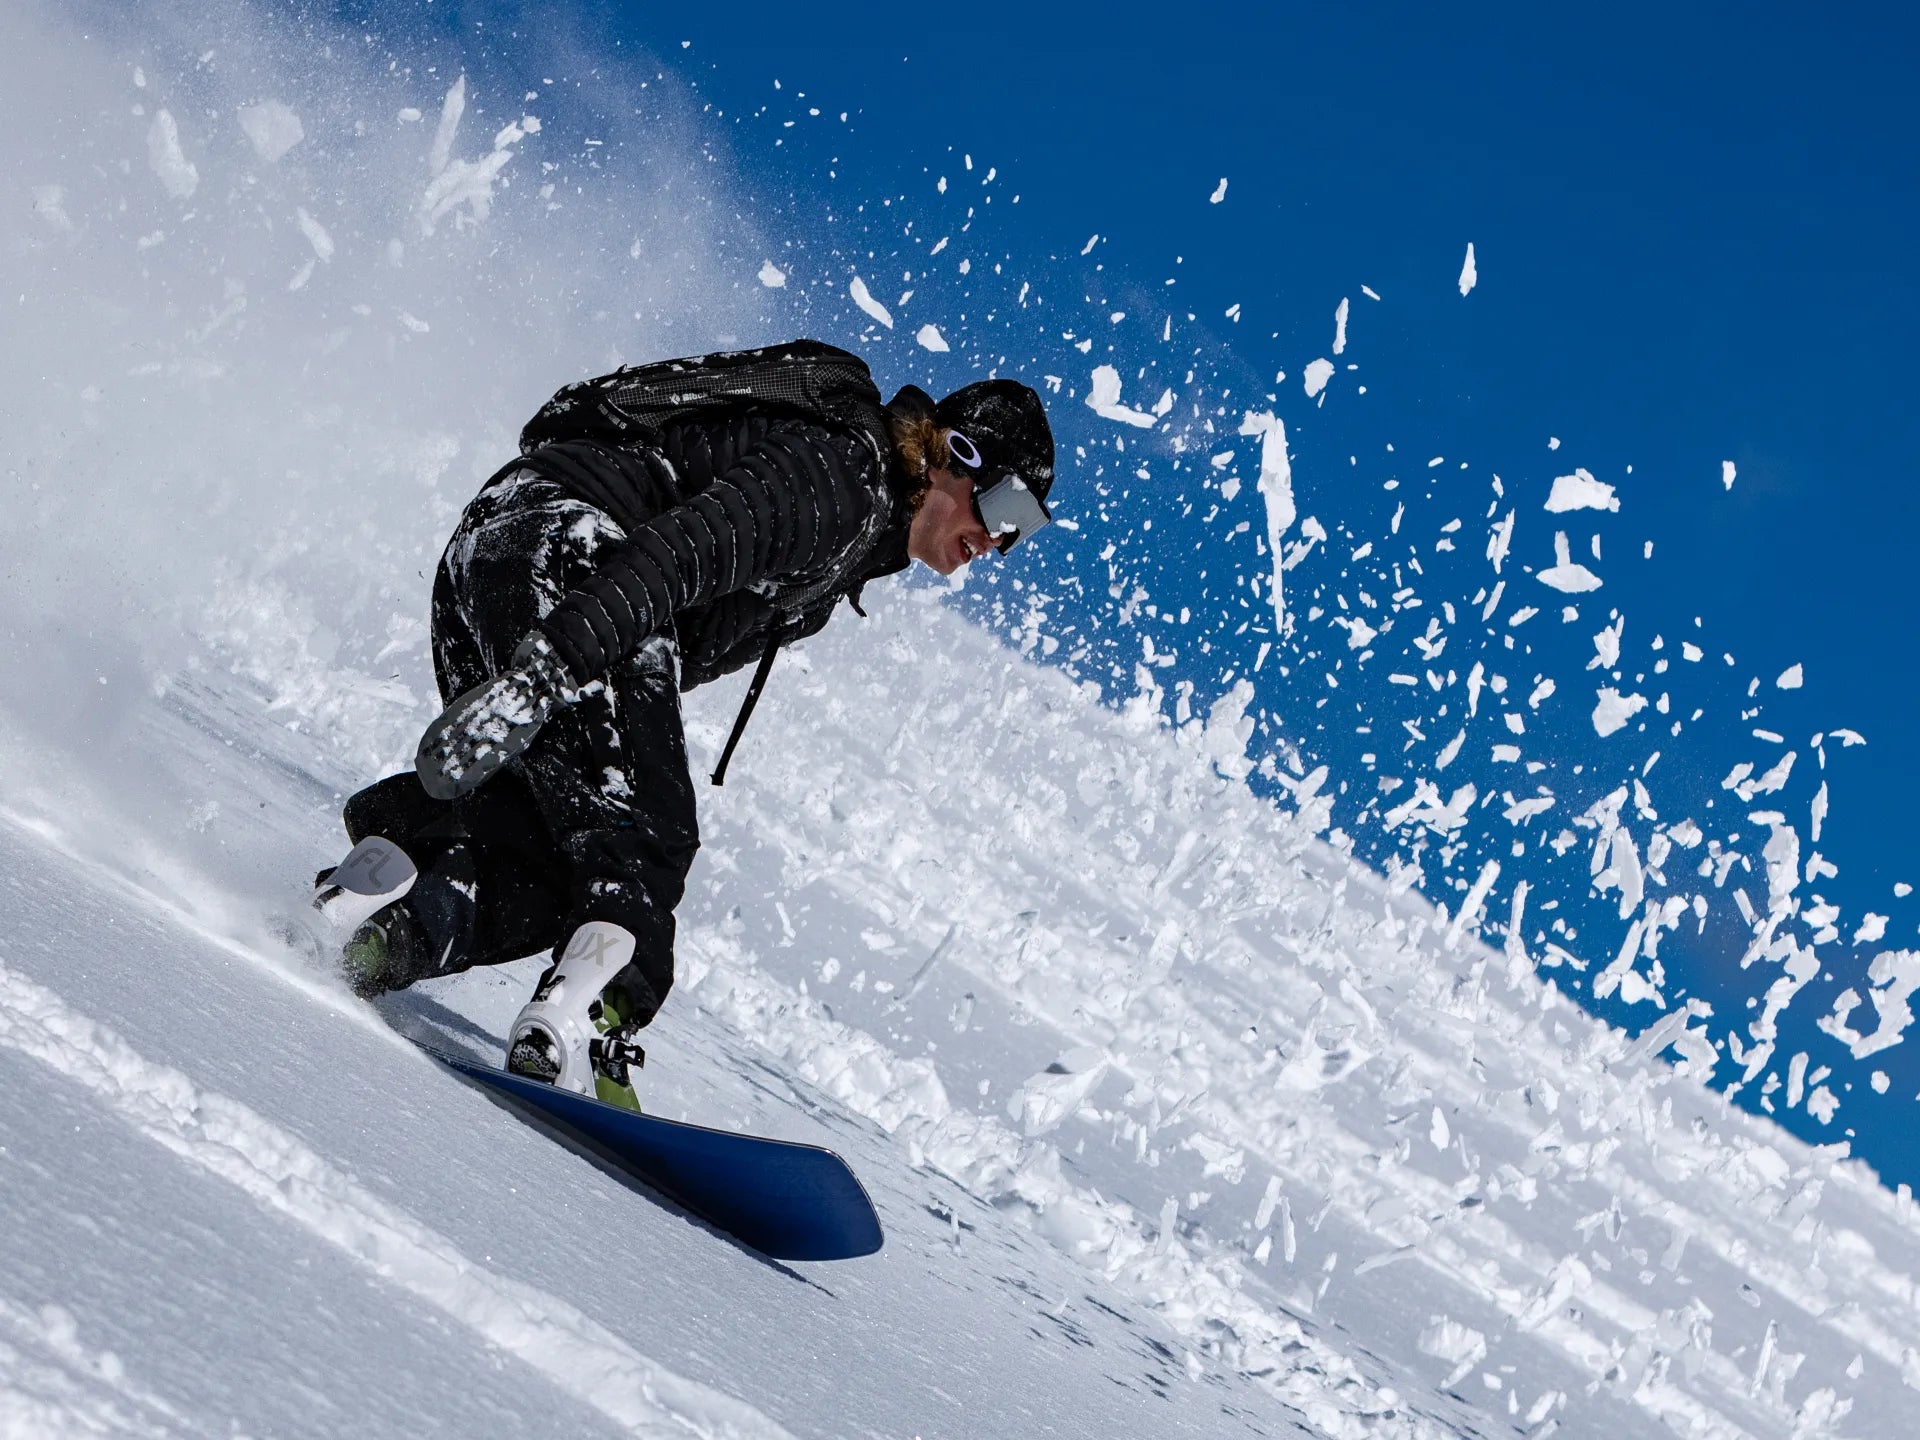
888, 412, 950, 514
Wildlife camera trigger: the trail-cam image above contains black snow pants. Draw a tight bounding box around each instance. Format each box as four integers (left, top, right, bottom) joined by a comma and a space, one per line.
340, 467, 698, 1029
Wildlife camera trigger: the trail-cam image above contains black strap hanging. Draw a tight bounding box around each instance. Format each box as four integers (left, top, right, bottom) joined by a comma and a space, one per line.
710, 634, 782, 786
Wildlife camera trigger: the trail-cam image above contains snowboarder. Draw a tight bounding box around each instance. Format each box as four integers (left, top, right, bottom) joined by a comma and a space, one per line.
310, 340, 1056, 1111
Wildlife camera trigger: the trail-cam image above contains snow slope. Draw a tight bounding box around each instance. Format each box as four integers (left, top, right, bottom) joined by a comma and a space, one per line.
2, 589, 1917, 1437
5, 2, 1920, 1435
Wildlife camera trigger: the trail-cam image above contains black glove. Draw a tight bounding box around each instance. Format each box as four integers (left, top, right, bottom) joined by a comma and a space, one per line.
414, 632, 578, 800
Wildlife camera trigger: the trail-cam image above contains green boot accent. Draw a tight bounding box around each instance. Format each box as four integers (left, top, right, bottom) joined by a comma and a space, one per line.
341, 920, 393, 997
587, 998, 644, 1112
594, 1071, 643, 1113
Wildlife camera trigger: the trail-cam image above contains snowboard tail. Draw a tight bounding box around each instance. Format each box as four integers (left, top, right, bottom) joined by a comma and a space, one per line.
418, 1041, 883, 1262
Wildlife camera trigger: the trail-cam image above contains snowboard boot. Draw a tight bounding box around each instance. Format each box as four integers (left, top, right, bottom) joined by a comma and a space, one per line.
338, 906, 435, 998
309, 836, 420, 995
505, 920, 648, 1112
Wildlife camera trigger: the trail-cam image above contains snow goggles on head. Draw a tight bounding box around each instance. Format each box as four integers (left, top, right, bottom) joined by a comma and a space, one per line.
947, 429, 1052, 553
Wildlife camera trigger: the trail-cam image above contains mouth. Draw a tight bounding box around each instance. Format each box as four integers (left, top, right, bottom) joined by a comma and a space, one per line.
956, 536, 980, 567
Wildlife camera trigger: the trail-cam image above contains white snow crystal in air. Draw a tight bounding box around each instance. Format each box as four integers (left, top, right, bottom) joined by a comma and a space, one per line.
146, 110, 199, 199
31, 185, 72, 232
1085, 366, 1157, 428
1383, 779, 1476, 834
236, 100, 304, 163
1589, 615, 1623, 670
1486, 511, 1515, 573
1593, 687, 1648, 737
1820, 951, 1920, 1057
295, 208, 334, 263
1855, 913, 1889, 945
1209, 177, 1228, 203
915, 324, 949, 353
1723, 459, 1738, 489
848, 277, 893, 328
1544, 468, 1619, 513
1418, 1318, 1486, 1389
1537, 532, 1602, 593
1333, 298, 1349, 355
1776, 663, 1803, 689
1303, 358, 1335, 398
1332, 615, 1376, 650
756, 261, 787, 288
1238, 410, 1296, 635
1200, 681, 1259, 781
415, 78, 536, 235
1007, 1050, 1109, 1137
1458, 242, 1477, 296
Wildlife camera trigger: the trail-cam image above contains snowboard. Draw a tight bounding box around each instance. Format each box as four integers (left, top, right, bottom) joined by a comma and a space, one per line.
417, 1040, 884, 1262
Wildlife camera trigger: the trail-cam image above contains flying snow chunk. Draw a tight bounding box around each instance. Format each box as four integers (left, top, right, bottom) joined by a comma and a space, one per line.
1545, 469, 1620, 513
237, 100, 305, 163
1419, 1318, 1487, 1390
1776, 664, 1804, 689
1086, 366, 1157, 428
147, 110, 199, 199
1240, 411, 1296, 636
1008, 1052, 1110, 1137
31, 185, 71, 232
757, 261, 787, 288
1303, 358, 1336, 398
915, 324, 950, 353
1723, 459, 1738, 490
1210, 177, 1228, 203
849, 277, 893, 328
295, 207, 334, 263
1593, 687, 1649, 737
1538, 532, 1602, 593
1458, 242, 1477, 296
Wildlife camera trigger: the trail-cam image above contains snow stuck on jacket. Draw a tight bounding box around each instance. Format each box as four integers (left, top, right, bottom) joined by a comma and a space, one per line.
1, 1, 1917, 1436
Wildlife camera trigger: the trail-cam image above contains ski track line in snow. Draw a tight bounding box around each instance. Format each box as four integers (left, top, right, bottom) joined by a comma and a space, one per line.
0, 959, 795, 1440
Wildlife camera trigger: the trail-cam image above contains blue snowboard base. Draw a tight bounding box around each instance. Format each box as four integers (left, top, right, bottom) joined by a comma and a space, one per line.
418, 1040, 883, 1262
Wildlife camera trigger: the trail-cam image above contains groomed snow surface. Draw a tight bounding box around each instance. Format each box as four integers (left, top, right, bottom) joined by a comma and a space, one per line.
1, 595, 1916, 1438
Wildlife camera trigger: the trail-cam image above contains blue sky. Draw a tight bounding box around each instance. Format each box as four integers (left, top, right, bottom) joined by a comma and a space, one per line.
347, 0, 1920, 1182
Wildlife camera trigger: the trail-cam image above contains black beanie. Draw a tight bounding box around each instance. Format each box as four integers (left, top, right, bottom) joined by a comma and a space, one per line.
932, 379, 1056, 502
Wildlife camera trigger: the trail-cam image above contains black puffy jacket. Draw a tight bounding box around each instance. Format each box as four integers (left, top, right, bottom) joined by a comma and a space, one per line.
516, 407, 915, 691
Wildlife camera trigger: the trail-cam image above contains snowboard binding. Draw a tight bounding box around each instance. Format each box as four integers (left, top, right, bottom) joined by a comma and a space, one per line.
506, 920, 647, 1112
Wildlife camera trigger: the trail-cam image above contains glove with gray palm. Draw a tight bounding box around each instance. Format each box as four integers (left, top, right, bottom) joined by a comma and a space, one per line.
414, 632, 579, 799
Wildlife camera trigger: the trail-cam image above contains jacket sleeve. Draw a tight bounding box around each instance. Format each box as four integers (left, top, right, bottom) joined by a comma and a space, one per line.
534, 423, 877, 685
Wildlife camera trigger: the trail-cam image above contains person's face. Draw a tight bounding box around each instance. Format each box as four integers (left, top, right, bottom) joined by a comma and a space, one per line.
907, 466, 999, 575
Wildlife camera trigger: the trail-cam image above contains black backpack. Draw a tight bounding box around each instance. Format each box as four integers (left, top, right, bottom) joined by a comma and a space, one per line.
519, 339, 900, 785
519, 338, 895, 472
